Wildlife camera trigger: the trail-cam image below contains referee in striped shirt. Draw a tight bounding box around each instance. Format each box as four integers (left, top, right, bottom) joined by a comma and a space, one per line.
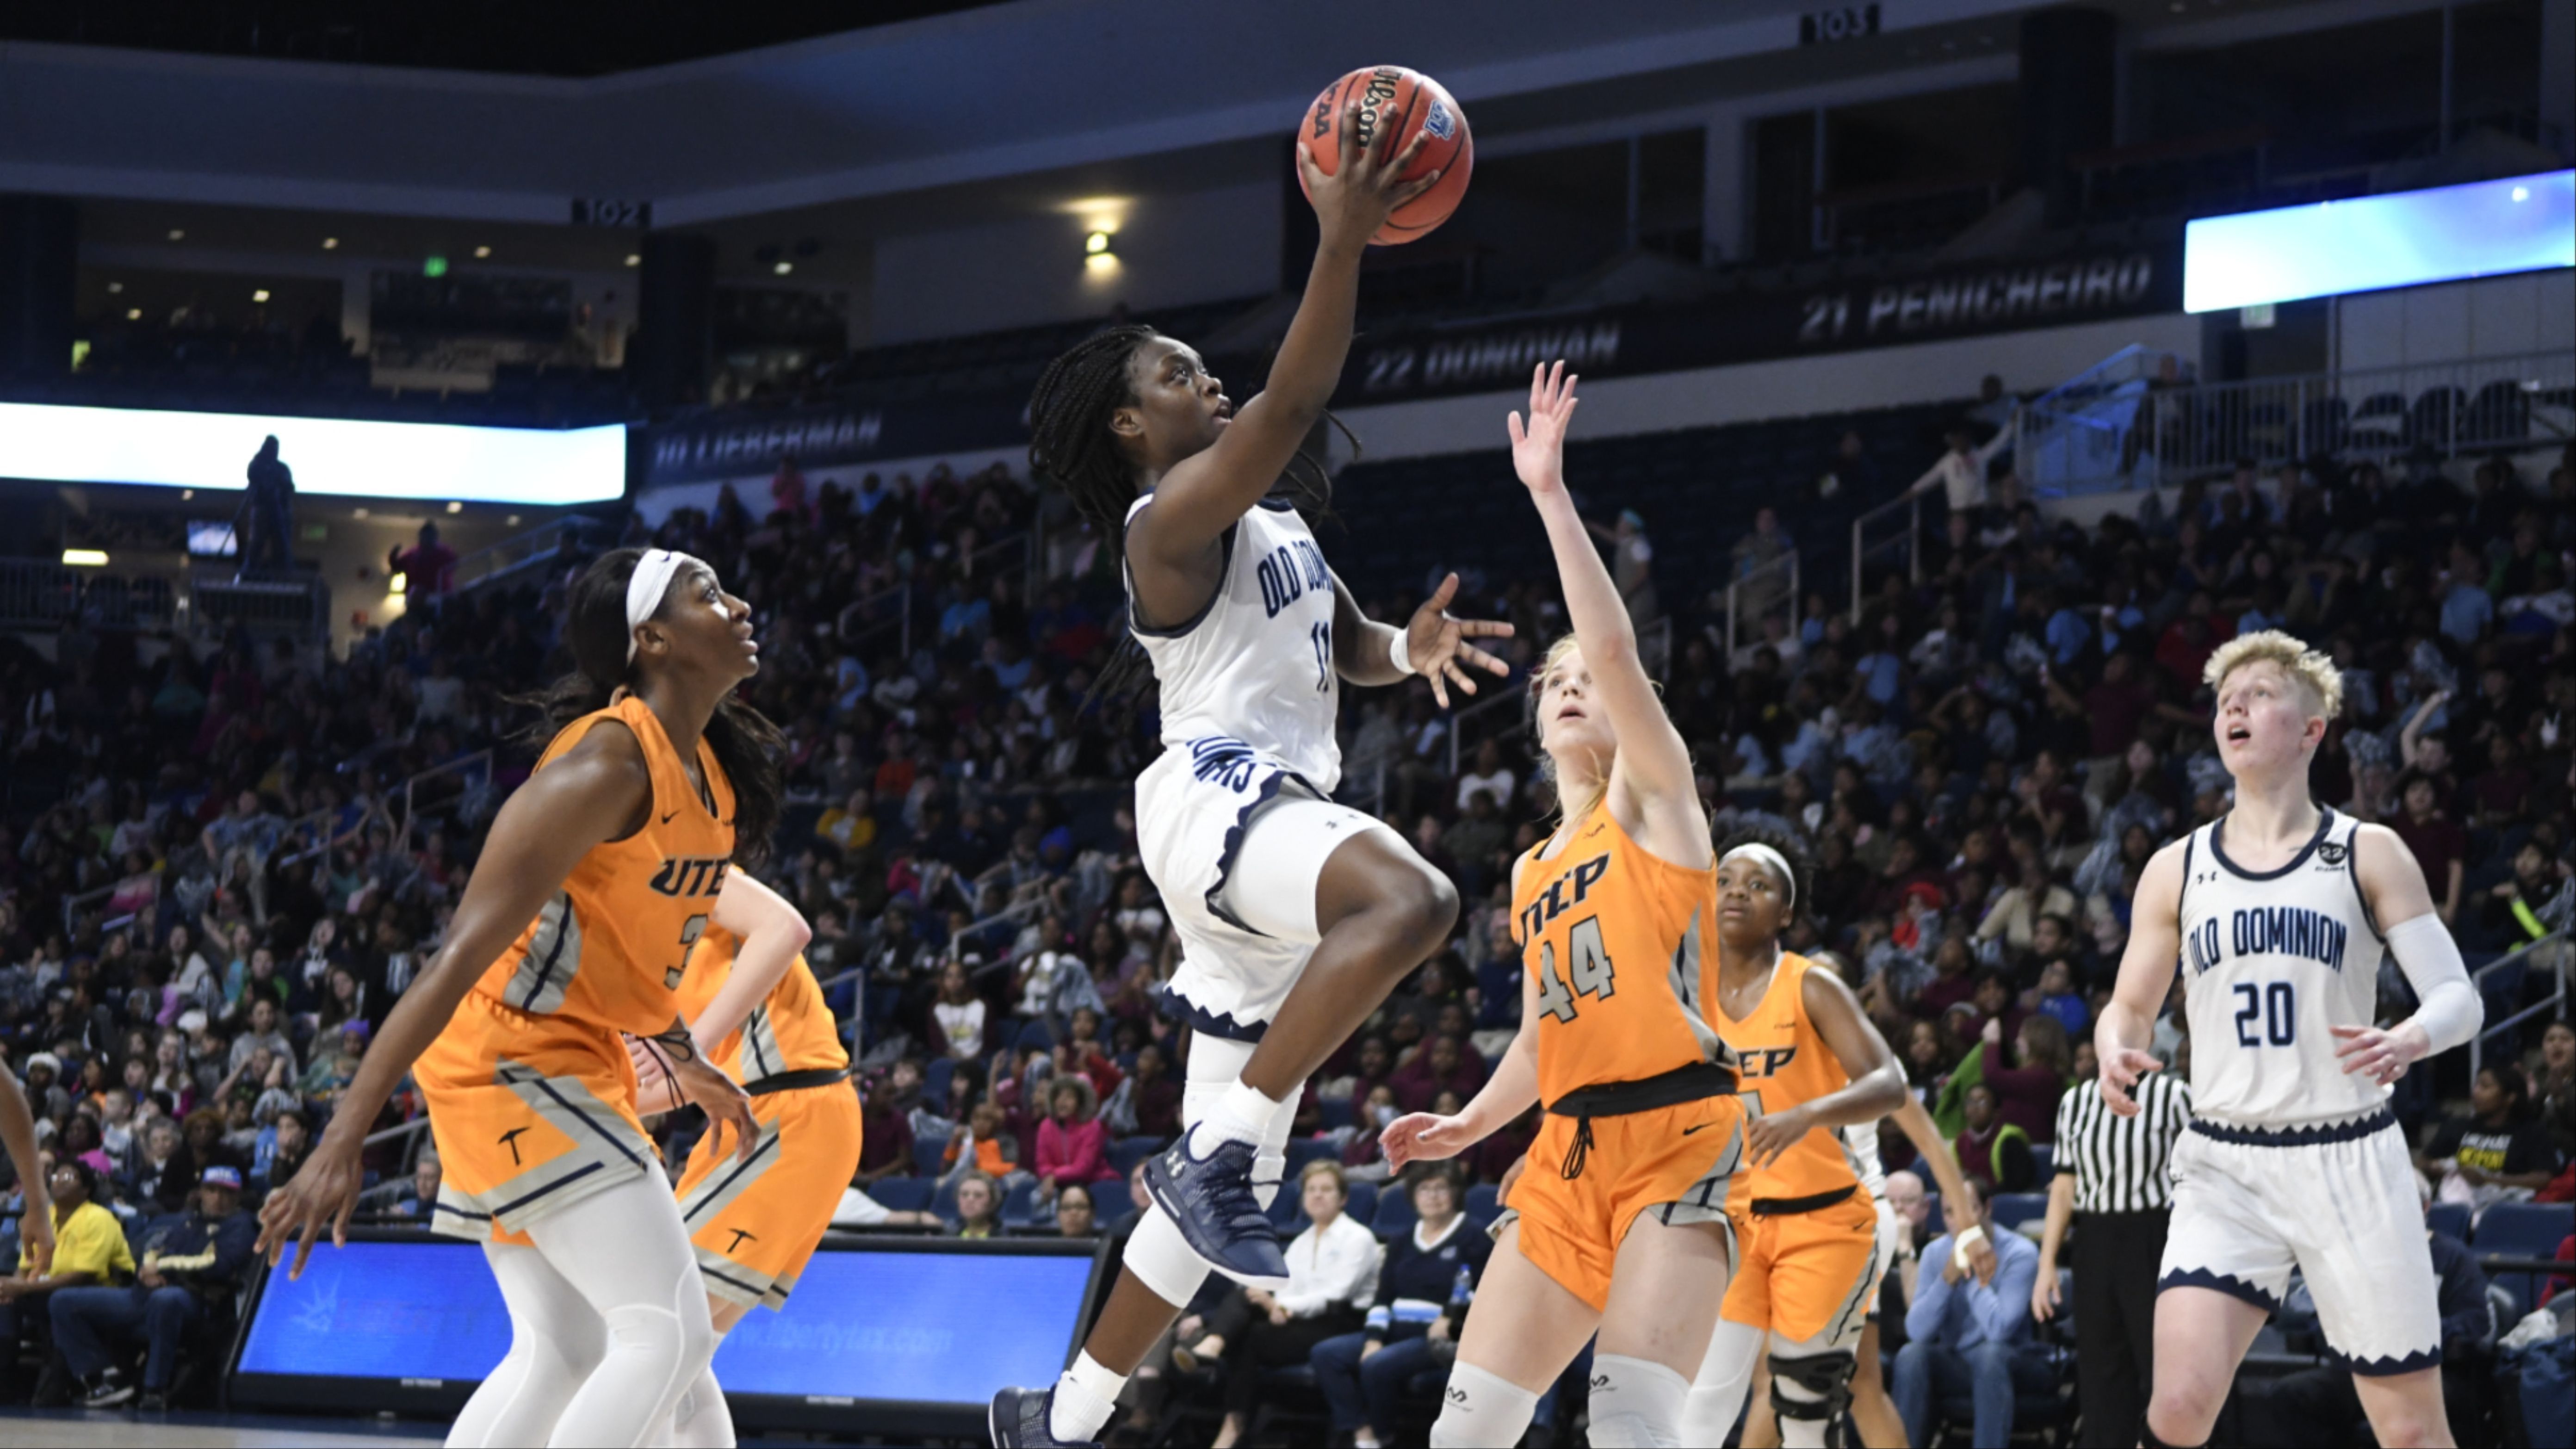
2032, 1067, 2190, 1448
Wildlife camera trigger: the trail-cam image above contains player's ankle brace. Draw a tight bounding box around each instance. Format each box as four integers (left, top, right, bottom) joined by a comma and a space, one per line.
1585, 1354, 1691, 1447
1430, 1362, 1539, 1449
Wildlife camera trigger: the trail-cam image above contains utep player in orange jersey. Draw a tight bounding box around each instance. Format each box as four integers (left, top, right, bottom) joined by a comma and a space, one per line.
258, 548, 776, 1449
634, 877, 862, 1447
1678, 830, 1989, 1448
1382, 363, 1746, 1448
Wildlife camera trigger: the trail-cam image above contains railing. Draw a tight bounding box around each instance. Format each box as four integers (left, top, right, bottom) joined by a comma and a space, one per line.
1848, 494, 1922, 624
2469, 929, 2570, 1082
1446, 687, 1525, 781
2020, 348, 2576, 496
1723, 549, 1799, 659
447, 517, 592, 596
836, 580, 914, 661
0, 559, 179, 631
193, 574, 332, 642
396, 750, 496, 856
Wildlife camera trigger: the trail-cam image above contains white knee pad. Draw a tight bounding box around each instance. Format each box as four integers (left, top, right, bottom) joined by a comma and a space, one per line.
1430, 1361, 1542, 1449
1585, 1354, 1691, 1448
1120, 1206, 1216, 1306
1679, 1318, 1762, 1445
602, 1302, 705, 1383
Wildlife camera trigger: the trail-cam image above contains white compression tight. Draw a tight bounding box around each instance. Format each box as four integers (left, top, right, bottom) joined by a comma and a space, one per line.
670, 1362, 735, 1448
446, 1171, 718, 1449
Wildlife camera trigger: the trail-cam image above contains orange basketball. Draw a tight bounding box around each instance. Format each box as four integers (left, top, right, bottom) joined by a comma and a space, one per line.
1296, 65, 1473, 245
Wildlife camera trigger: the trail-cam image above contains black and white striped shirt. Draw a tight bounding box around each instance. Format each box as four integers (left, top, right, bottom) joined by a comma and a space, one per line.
2053, 1073, 2191, 1214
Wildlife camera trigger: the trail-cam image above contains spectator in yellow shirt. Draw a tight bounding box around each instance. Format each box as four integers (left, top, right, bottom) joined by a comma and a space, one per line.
1, 1158, 132, 1398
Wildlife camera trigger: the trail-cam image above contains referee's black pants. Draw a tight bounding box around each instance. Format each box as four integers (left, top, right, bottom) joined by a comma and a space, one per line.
2072, 1208, 2168, 1449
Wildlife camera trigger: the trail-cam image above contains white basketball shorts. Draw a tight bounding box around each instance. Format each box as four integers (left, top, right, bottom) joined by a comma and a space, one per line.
2157, 1108, 2442, 1376
1134, 735, 1398, 1044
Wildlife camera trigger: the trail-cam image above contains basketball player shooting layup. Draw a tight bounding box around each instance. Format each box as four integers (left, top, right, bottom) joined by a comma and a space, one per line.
991, 85, 1509, 1449
2097, 631, 2482, 1449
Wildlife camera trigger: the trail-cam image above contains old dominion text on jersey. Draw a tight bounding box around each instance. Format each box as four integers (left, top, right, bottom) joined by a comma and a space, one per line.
2189, 905, 2353, 974
1256, 537, 1330, 617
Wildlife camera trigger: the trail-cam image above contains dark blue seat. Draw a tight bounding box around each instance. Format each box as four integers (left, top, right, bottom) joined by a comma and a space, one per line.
912, 1136, 949, 1177
2426, 1202, 2471, 1244
1373, 1188, 1420, 1241
1109, 1134, 1166, 1177
923, 1056, 956, 1112
1991, 1193, 2048, 1233
1464, 1183, 1502, 1228
872, 1177, 935, 1213
2474, 1201, 2572, 1319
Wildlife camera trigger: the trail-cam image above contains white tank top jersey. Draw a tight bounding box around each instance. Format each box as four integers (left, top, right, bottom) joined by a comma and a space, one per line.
2175, 806, 2390, 1127
1124, 494, 1344, 793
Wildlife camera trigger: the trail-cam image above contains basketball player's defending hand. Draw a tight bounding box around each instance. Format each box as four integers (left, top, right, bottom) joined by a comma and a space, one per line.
1402, 573, 1514, 709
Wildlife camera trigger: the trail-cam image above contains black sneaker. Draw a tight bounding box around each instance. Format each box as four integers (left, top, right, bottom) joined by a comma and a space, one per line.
80, 1367, 136, 1408
990, 1384, 1102, 1448
137, 1390, 169, 1413
1140, 1130, 1288, 1284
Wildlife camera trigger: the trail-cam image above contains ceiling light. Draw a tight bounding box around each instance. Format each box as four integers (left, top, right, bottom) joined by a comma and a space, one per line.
507, 514, 521, 526
166, 229, 185, 241
181, 489, 194, 500
125, 308, 142, 321
353, 507, 370, 519
1084, 231, 1115, 255
252, 289, 271, 303
106, 281, 123, 294
625, 254, 641, 267
446, 501, 463, 514
322, 236, 339, 249
62, 549, 108, 567
773, 261, 793, 275
474, 245, 492, 258
389, 572, 409, 595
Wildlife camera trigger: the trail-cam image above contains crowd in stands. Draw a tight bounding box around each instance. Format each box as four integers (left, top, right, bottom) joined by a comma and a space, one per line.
1, 359, 2570, 1434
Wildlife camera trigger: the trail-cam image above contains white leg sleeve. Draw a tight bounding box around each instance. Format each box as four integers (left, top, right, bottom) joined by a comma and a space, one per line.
522, 1170, 719, 1449
1678, 1317, 1762, 1446
446, 1243, 606, 1449
1431, 1361, 1542, 1449
669, 1363, 735, 1449
1586, 1354, 1692, 1448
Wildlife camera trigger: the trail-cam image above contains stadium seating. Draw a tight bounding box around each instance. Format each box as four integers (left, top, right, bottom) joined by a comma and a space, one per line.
2475, 1202, 2573, 1319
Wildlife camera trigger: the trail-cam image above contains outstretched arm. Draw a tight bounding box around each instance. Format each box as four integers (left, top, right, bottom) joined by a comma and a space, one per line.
1511, 363, 1700, 843
1330, 572, 1512, 707
2096, 840, 2186, 1115
1130, 89, 1438, 561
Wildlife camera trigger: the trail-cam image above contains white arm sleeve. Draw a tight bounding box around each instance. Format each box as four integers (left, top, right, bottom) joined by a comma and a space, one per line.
2385, 912, 2483, 1056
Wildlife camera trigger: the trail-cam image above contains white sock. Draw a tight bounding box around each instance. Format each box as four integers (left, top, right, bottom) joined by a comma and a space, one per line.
1195, 1080, 1282, 1150
1049, 1350, 1126, 1443
1586, 1354, 1691, 1447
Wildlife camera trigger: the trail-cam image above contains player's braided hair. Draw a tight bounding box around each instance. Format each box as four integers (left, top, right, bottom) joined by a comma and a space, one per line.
1028, 323, 1161, 535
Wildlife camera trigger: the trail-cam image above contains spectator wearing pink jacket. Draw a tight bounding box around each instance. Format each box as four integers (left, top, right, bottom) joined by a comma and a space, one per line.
1033, 1073, 1107, 1213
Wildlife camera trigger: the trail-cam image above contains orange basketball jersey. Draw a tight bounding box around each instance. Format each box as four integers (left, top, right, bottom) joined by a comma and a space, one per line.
1514, 801, 1735, 1102
673, 927, 849, 1083
1712, 951, 1867, 1203
473, 694, 738, 1037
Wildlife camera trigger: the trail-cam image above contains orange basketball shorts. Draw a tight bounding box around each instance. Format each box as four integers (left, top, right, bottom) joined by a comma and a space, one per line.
1719, 1189, 1882, 1345
418, 989, 658, 1245
1505, 1096, 1747, 1313
673, 1077, 865, 1311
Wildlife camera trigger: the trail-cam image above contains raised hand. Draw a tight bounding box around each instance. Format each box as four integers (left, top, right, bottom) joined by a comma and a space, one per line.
1296, 87, 1443, 250
1406, 573, 1514, 709
1507, 362, 1579, 496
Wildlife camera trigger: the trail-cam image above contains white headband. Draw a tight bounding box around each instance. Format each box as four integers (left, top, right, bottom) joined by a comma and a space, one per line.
1720, 842, 1797, 910
624, 549, 700, 663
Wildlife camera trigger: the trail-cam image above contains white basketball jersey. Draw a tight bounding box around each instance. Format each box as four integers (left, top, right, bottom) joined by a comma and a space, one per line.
2176, 807, 2389, 1127
1125, 495, 1343, 793
1844, 1120, 1888, 1201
